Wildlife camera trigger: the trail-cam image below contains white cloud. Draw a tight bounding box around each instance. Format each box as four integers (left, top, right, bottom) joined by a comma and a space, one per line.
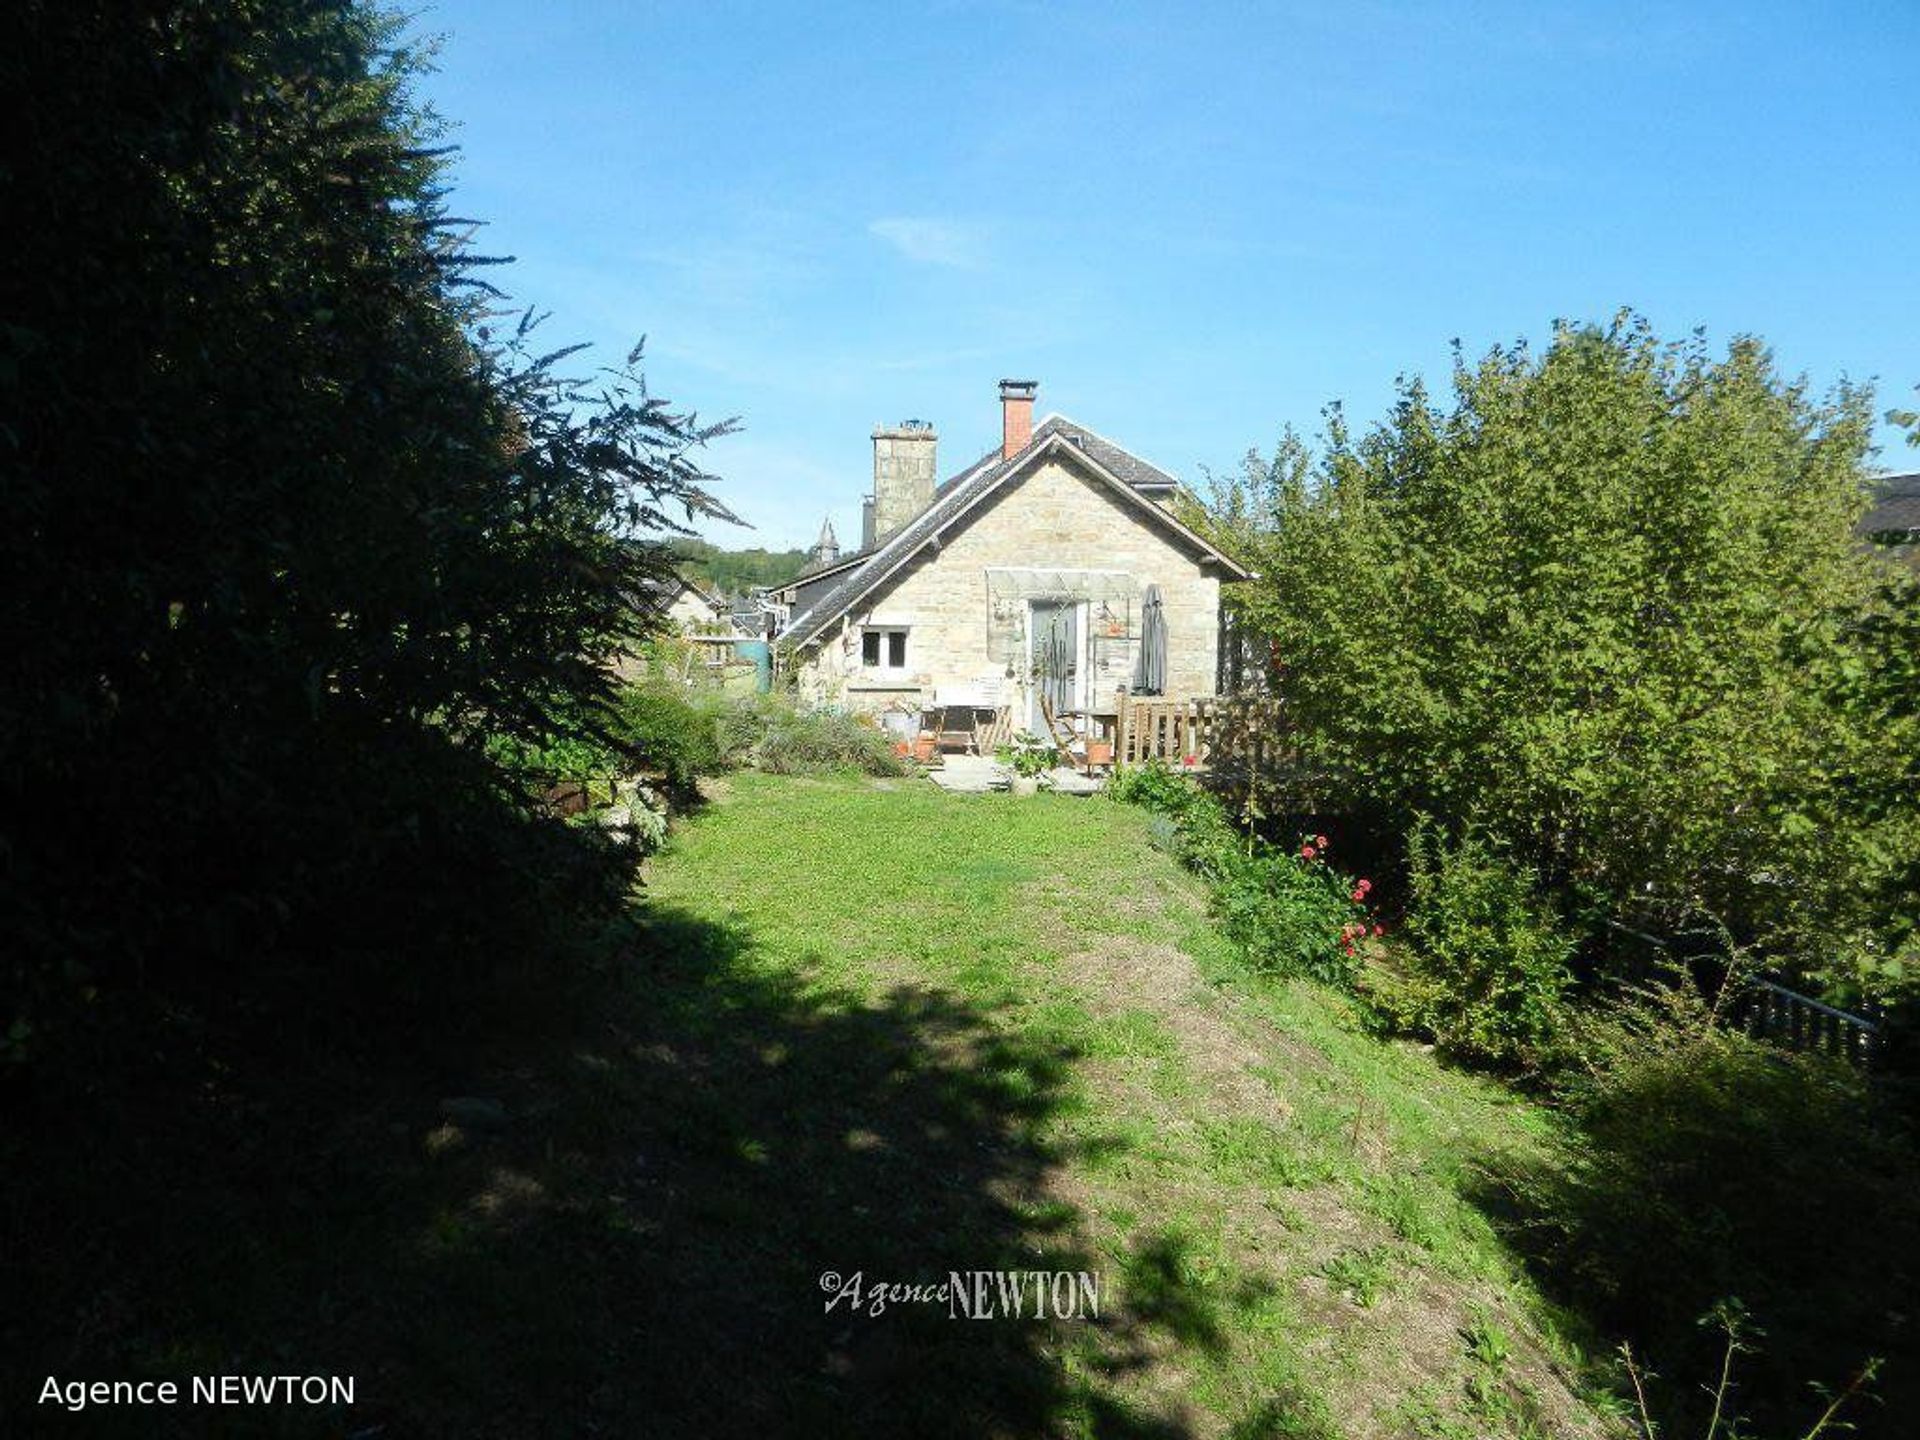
868, 216, 989, 269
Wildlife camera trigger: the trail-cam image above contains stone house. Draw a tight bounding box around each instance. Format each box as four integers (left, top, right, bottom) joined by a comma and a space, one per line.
642, 573, 733, 634
775, 381, 1250, 734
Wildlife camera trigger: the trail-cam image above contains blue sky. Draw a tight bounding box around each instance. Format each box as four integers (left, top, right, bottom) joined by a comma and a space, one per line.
415, 0, 1919, 551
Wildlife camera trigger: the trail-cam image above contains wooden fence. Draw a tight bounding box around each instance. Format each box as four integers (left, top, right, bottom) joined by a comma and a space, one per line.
1115, 697, 1211, 768
1113, 693, 1290, 773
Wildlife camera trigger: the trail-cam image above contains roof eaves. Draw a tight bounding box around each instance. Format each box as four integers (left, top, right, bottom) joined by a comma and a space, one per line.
784, 454, 1017, 648
785, 432, 1249, 647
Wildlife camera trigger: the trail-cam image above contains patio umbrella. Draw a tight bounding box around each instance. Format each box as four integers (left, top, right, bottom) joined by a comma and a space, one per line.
1134, 584, 1167, 695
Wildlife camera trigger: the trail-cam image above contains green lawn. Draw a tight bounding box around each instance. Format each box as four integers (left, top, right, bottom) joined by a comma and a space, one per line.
6, 771, 1617, 1438
621, 773, 1613, 1438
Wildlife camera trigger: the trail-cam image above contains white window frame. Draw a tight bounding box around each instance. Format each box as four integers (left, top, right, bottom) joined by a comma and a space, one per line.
860, 626, 910, 674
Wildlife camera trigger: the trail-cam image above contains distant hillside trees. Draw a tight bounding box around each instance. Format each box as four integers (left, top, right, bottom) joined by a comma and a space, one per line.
1, 1, 732, 1064
672, 539, 811, 595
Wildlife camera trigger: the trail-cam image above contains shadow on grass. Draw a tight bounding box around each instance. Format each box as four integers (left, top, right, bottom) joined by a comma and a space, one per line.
1465, 1037, 1920, 1440
1, 894, 1251, 1437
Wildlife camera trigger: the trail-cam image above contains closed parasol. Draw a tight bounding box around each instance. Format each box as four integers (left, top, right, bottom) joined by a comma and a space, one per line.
1134, 583, 1167, 695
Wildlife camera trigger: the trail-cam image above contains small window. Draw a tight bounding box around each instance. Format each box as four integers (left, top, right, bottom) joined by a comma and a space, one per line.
861, 627, 908, 671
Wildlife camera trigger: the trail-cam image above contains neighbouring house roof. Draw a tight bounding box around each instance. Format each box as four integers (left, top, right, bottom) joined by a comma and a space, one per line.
784, 546, 870, 589
782, 421, 1250, 651
652, 576, 725, 610
1864, 471, 1920, 546
636, 571, 726, 618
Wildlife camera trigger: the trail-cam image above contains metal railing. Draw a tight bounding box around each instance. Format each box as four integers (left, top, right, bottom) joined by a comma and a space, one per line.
1740, 979, 1882, 1066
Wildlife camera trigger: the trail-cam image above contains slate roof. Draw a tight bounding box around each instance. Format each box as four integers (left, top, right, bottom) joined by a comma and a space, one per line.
783, 416, 1175, 591
1030, 413, 1182, 493
783, 414, 1185, 591
637, 572, 724, 611
782, 418, 1245, 650
1863, 471, 1920, 543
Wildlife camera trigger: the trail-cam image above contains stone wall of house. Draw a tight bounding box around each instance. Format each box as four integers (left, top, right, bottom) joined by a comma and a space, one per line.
792, 453, 1224, 717
666, 588, 718, 630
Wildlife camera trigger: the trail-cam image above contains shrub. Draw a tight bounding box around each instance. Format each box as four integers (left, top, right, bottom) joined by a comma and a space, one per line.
1107, 759, 1201, 813
714, 697, 905, 777
1210, 316, 1912, 1002
485, 729, 621, 784
1214, 843, 1371, 986
592, 777, 671, 855
1112, 763, 1374, 982
1494, 979, 1919, 1437
609, 685, 725, 795
1109, 761, 1242, 879
1366, 828, 1574, 1067
995, 730, 1061, 778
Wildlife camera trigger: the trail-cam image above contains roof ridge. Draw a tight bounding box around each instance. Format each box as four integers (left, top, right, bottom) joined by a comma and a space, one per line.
781, 430, 1242, 648
1034, 412, 1181, 489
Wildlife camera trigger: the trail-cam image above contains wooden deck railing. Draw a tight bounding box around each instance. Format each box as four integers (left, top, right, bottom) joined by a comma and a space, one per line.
1114, 694, 1289, 772
1115, 697, 1212, 767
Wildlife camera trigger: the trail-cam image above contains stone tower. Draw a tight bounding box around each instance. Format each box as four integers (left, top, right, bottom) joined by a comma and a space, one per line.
812, 516, 840, 568
871, 420, 937, 546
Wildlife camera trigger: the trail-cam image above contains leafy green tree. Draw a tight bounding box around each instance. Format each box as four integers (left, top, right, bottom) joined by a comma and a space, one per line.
1223, 315, 1914, 998
671, 538, 811, 594
1, 1, 733, 1061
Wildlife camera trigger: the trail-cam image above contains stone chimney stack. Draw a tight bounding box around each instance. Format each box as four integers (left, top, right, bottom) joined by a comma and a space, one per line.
811, 516, 840, 568
871, 420, 937, 545
1000, 379, 1037, 459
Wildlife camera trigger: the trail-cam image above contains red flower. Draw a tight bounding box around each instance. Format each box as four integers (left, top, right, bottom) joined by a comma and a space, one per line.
1351, 889, 1366, 903
1315, 834, 1329, 848
1355, 878, 1372, 894
1300, 844, 1317, 861
1372, 923, 1385, 937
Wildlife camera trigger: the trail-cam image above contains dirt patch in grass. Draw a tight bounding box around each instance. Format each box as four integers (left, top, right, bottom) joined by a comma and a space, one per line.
1011, 852, 1609, 1440
1060, 935, 1302, 1126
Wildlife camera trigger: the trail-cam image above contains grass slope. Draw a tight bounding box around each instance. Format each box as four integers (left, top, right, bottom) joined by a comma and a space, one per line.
3, 773, 1616, 1439
630, 774, 1613, 1438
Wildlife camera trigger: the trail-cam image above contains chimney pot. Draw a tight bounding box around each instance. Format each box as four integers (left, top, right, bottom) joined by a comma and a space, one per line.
999, 379, 1037, 459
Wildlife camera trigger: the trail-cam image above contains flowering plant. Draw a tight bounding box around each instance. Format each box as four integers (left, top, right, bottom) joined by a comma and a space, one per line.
1215, 828, 1378, 983
1108, 764, 1380, 983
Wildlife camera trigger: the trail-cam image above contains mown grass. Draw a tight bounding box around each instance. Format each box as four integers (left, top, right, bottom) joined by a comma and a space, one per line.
640, 774, 1613, 1437
4, 771, 1613, 1438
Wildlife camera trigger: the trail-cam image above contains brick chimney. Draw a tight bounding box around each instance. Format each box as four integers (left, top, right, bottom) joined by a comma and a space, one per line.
871, 420, 937, 545
1000, 379, 1037, 459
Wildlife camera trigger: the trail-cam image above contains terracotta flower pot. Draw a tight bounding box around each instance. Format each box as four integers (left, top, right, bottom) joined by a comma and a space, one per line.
912, 734, 938, 762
